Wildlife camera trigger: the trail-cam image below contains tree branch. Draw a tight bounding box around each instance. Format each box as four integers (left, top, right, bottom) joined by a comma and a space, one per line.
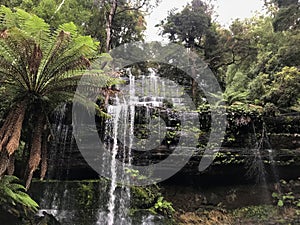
115, 0, 148, 15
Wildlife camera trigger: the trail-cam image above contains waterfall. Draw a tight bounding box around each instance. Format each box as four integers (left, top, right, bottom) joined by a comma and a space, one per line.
128, 69, 135, 167
262, 123, 280, 184
103, 70, 136, 225
246, 121, 280, 185
39, 103, 74, 219
48, 104, 67, 178
246, 122, 268, 184
107, 96, 121, 225
101, 67, 193, 224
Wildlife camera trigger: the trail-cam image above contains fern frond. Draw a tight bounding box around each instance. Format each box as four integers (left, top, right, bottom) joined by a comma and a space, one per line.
0, 175, 39, 214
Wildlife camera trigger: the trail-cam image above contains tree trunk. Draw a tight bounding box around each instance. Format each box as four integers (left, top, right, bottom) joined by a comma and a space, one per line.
190, 50, 198, 103
106, 0, 118, 52
0, 109, 15, 140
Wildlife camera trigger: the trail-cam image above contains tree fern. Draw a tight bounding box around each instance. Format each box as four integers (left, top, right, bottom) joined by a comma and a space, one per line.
0, 175, 38, 216
0, 6, 116, 188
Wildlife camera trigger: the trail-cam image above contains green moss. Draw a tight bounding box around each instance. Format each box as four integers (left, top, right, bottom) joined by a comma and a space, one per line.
78, 183, 94, 208
232, 205, 278, 220
130, 183, 175, 218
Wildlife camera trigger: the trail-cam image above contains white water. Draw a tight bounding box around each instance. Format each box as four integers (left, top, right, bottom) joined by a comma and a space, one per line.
102, 68, 188, 225
107, 96, 121, 225
103, 71, 136, 225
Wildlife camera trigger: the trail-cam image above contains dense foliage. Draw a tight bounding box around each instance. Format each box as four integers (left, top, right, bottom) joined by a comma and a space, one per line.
3, 0, 153, 52
160, 0, 300, 112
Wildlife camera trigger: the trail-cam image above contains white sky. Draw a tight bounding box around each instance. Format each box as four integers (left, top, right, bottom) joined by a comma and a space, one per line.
144, 0, 265, 41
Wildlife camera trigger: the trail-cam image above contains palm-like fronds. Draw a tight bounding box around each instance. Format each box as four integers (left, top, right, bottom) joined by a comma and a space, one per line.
0, 175, 39, 216
0, 6, 114, 188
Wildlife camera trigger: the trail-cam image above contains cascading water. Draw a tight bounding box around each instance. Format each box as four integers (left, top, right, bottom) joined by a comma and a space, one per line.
106, 96, 121, 225
261, 123, 280, 184
100, 67, 187, 225
101, 70, 136, 225
247, 121, 280, 185
246, 121, 268, 184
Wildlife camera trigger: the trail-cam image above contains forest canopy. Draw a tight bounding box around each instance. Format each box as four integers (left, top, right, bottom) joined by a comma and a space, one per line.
159, 0, 300, 111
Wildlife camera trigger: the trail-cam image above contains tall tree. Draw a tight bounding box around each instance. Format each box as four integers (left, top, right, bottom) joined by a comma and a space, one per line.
159, 0, 233, 90
3, 0, 151, 52
160, 0, 212, 50
104, 0, 158, 51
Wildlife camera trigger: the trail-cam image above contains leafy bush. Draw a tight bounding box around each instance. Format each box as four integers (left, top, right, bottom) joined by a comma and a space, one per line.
152, 196, 175, 217
272, 179, 300, 208
128, 169, 175, 217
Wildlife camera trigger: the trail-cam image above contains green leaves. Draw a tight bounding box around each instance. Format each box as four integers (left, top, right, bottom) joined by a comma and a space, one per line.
58, 22, 79, 36
0, 6, 17, 29
220, 13, 300, 112
272, 1, 300, 31
0, 6, 102, 100
272, 179, 300, 209
160, 0, 212, 48
153, 196, 175, 216
0, 175, 39, 216
261, 67, 300, 108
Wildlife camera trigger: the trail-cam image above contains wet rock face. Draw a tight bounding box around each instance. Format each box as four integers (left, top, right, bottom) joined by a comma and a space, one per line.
42, 70, 300, 182
44, 110, 300, 183
44, 109, 300, 181
269, 134, 300, 150
0, 211, 20, 225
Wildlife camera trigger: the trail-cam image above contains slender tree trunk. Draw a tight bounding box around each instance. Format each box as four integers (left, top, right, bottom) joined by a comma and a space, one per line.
192, 79, 197, 102
21, 136, 31, 179
106, 0, 118, 52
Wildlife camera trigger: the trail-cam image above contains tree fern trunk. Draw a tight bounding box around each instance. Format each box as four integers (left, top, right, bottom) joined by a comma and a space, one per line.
25, 170, 34, 191
0, 109, 15, 139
